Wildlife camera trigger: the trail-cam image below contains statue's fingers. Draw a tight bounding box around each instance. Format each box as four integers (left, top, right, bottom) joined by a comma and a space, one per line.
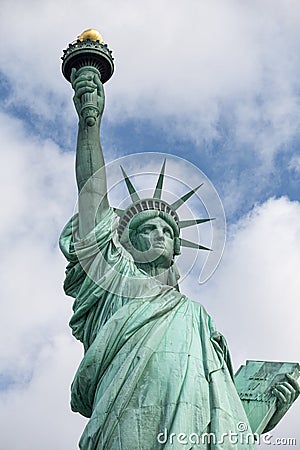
72, 75, 94, 92
286, 374, 300, 397
281, 381, 296, 391
94, 75, 104, 98
75, 80, 97, 92
75, 86, 97, 98
275, 385, 292, 404
74, 71, 95, 81
281, 381, 297, 401
272, 387, 286, 405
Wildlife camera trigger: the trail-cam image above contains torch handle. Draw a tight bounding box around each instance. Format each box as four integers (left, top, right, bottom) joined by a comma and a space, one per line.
76, 66, 102, 127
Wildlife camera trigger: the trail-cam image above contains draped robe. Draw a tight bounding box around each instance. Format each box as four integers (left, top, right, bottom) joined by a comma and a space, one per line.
60, 208, 256, 449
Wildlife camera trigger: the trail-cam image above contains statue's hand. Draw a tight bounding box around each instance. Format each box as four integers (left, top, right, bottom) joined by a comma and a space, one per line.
263, 374, 300, 432
70, 67, 105, 124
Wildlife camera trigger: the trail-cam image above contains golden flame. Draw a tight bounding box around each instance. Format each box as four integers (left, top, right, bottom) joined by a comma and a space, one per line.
77, 29, 104, 43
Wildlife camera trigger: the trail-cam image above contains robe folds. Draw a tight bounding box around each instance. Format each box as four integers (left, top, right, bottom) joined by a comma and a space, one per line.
60, 208, 256, 449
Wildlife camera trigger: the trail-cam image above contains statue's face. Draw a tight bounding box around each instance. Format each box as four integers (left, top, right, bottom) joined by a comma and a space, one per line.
134, 217, 174, 267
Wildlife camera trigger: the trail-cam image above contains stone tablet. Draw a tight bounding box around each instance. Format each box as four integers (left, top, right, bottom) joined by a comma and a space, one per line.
235, 360, 300, 434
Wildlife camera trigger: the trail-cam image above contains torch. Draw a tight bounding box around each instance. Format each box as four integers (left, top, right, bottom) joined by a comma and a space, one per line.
61, 29, 114, 126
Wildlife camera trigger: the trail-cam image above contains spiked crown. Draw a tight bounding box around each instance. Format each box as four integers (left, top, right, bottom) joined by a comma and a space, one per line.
115, 160, 213, 252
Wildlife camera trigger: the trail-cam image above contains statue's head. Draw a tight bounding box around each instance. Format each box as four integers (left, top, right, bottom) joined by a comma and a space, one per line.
116, 161, 211, 276
126, 210, 181, 268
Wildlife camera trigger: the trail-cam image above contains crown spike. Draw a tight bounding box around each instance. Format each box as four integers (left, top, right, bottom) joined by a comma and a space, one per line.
170, 183, 204, 211
180, 238, 211, 251
153, 159, 166, 199
120, 166, 140, 203
179, 218, 215, 229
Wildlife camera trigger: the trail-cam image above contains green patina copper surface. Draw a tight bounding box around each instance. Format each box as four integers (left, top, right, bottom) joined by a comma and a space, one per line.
60, 32, 299, 450
60, 210, 255, 449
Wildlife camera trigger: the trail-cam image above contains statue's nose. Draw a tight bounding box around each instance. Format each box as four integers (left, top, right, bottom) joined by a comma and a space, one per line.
152, 228, 164, 240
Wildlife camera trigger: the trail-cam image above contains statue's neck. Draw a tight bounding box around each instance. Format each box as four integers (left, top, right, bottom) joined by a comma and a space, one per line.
136, 262, 180, 291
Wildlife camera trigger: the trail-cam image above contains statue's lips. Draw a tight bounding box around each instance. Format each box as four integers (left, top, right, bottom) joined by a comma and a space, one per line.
152, 242, 166, 249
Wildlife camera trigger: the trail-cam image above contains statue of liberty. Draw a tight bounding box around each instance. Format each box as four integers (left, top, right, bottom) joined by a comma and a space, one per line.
59, 30, 299, 449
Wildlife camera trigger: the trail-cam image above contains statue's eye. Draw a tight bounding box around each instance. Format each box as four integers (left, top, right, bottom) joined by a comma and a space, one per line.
164, 227, 173, 238
140, 226, 153, 234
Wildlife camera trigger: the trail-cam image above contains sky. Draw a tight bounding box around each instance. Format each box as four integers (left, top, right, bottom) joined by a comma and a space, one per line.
0, 0, 300, 448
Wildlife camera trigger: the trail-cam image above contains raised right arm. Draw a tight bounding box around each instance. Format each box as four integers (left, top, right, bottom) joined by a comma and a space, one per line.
71, 67, 109, 238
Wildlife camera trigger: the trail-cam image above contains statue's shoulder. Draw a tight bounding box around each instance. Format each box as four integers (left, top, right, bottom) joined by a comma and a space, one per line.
190, 298, 208, 314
